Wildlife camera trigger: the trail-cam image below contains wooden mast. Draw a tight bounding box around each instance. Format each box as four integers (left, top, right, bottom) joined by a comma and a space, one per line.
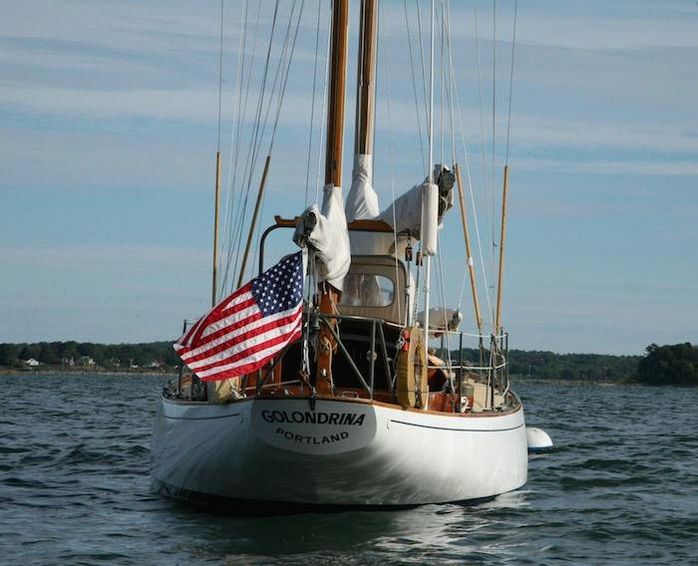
494, 165, 509, 336
324, 0, 350, 186
212, 151, 221, 307
354, 0, 378, 156
454, 163, 483, 333
316, 0, 350, 395
237, 154, 271, 288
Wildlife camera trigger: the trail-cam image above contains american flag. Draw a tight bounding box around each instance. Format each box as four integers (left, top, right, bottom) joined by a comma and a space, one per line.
174, 252, 304, 381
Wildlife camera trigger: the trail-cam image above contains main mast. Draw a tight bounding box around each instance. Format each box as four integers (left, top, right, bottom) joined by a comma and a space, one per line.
324, 0, 350, 187
316, 0, 350, 395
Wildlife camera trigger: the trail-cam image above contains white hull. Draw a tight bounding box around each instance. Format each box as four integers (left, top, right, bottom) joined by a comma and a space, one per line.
151, 395, 528, 506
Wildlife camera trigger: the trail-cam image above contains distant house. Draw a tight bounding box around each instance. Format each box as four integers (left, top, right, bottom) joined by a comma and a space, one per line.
147, 360, 163, 369
24, 358, 40, 367
61, 357, 75, 367
77, 356, 96, 367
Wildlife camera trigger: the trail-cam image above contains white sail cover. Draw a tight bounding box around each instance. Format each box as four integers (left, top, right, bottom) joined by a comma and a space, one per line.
420, 182, 439, 255
346, 154, 382, 255
377, 179, 429, 238
346, 154, 380, 221
345, 164, 454, 256
293, 184, 351, 291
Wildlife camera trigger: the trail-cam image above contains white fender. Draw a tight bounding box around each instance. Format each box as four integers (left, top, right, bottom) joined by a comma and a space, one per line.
527, 427, 554, 454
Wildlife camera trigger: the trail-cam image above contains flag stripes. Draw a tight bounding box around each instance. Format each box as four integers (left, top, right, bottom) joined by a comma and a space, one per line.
174, 252, 304, 382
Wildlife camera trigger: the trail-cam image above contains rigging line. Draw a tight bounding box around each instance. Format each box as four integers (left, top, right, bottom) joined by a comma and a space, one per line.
314, 3, 332, 204
415, 0, 431, 141
403, 0, 426, 172
443, 0, 468, 314
246, 1, 304, 273
492, 0, 497, 179
378, 0, 403, 326
269, 0, 305, 150
444, 0, 457, 183
444, 0, 454, 162
216, 0, 224, 153
220, 0, 248, 292
412, 253, 421, 324
436, 232, 453, 370
222, 0, 256, 291
447, 26, 493, 330
224, 0, 264, 295
304, 1, 322, 206
472, 0, 490, 246
259, 1, 300, 146
421, 0, 435, 349
231, 0, 281, 285
439, 0, 445, 165
473, 0, 496, 330
504, 0, 518, 166
234, 0, 297, 282
434, 4, 453, 372
224, 1, 253, 223
244, 6, 291, 182
491, 0, 498, 331
229, 0, 260, 213
235, 1, 290, 229
428, 0, 435, 176
257, 0, 305, 158
235, 0, 293, 225
249, 0, 306, 279
453, 75, 493, 330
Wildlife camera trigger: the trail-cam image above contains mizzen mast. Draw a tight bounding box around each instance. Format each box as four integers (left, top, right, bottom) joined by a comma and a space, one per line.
354, 0, 378, 162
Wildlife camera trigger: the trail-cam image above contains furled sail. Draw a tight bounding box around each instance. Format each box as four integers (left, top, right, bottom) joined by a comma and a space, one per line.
346, 154, 380, 222
345, 154, 382, 255
293, 184, 351, 291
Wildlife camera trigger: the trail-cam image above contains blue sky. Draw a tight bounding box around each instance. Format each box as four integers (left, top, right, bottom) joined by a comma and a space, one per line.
1, 0, 696, 354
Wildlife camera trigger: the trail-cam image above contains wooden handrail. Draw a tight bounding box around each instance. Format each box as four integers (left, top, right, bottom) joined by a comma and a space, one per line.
273, 216, 395, 234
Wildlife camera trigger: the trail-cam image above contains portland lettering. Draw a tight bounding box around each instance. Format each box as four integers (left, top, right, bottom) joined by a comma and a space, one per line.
261, 410, 366, 426
275, 427, 349, 445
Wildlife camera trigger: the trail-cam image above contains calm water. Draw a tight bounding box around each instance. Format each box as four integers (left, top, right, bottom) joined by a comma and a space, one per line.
1, 373, 697, 565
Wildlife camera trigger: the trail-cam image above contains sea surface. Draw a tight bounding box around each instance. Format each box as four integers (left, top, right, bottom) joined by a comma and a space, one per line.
1, 373, 697, 565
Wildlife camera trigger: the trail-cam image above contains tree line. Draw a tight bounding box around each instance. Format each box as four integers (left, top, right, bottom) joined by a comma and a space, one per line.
635, 343, 697, 386
449, 347, 640, 382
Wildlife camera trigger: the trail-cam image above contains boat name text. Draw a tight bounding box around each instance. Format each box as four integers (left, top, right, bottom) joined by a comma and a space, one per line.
261, 410, 365, 426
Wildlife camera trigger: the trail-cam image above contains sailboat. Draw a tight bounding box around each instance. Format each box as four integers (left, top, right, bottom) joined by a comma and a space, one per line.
151, 0, 528, 508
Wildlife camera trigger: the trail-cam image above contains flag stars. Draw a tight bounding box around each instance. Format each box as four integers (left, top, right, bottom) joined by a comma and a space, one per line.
252, 252, 304, 316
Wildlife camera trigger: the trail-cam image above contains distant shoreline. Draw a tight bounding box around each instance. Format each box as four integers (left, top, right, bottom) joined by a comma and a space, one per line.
0, 366, 625, 385
1, 341, 642, 383
0, 367, 176, 378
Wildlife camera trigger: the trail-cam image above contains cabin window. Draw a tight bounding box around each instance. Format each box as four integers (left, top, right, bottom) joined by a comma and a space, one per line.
341, 273, 394, 307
